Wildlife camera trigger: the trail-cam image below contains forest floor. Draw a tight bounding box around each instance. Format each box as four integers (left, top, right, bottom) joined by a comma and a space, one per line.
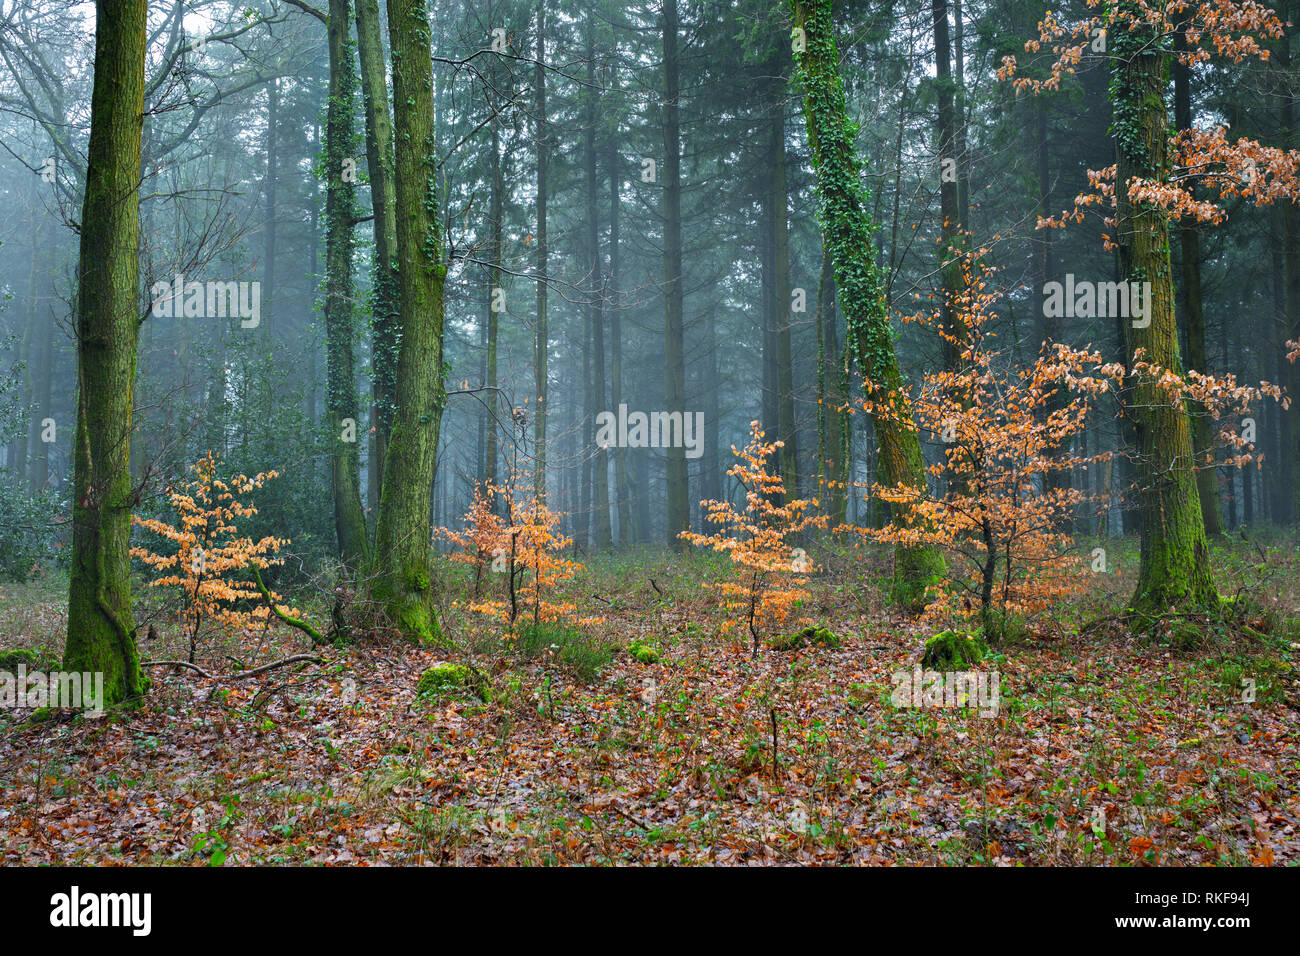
2, 533, 1298, 866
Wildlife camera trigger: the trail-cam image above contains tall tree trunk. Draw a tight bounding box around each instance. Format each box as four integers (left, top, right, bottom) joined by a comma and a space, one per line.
577, 314, 592, 550
1035, 97, 1072, 509
586, 5, 612, 549
355, 0, 399, 520
65, 0, 148, 706
485, 63, 503, 494
815, 245, 846, 521
1282, 10, 1300, 523
953, 0, 969, 222
324, 0, 369, 569
30, 279, 54, 491
702, 302, 722, 505
1173, 30, 1222, 535
662, 0, 688, 548
534, 0, 549, 499
371, 0, 448, 643
790, 0, 945, 608
608, 108, 632, 542
931, 0, 964, 367
264, 79, 278, 343
1112, 10, 1217, 613
770, 71, 799, 499
761, 171, 779, 444
11, 221, 37, 483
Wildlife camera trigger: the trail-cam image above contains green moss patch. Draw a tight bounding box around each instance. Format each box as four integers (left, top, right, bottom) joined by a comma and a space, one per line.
921, 630, 988, 670
628, 639, 660, 664
416, 663, 489, 702
771, 625, 843, 651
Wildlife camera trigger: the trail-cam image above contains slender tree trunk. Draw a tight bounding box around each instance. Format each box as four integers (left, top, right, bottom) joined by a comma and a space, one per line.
662, 0, 688, 548
11, 226, 37, 483
65, 0, 149, 706
355, 0, 399, 521
953, 0, 969, 222
608, 110, 632, 542
485, 78, 502, 494
1282, 12, 1300, 523
534, 0, 549, 499
324, 0, 369, 569
1035, 97, 1073, 511
770, 72, 799, 499
586, 6, 612, 549
30, 277, 54, 491
1112, 10, 1216, 613
815, 246, 846, 521
702, 302, 722, 505
790, 0, 945, 608
577, 315, 592, 550
371, 0, 448, 643
931, 0, 964, 366
264, 79, 278, 342
762, 172, 778, 444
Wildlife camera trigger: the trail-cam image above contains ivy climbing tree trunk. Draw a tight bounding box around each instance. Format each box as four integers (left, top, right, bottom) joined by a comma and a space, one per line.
355, 0, 400, 521
64, 0, 149, 706
371, 0, 447, 643
324, 0, 369, 570
1111, 9, 1217, 614
790, 0, 945, 608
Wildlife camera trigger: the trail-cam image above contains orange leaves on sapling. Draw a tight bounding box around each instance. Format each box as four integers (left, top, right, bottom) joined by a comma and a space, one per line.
680, 420, 829, 653
132, 451, 295, 659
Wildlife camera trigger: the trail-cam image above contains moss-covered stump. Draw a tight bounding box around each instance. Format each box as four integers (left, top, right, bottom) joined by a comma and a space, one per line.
772, 625, 843, 651
628, 639, 660, 664
416, 663, 489, 702
921, 630, 988, 670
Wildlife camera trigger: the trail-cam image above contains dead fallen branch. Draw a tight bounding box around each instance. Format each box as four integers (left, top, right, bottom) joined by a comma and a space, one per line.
142, 653, 323, 680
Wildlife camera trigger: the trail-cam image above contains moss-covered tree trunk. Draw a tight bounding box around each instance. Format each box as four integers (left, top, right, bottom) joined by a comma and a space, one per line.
64, 0, 149, 706
324, 0, 369, 570
1112, 11, 1217, 614
1172, 31, 1221, 536
371, 0, 447, 643
790, 0, 945, 608
355, 0, 400, 519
